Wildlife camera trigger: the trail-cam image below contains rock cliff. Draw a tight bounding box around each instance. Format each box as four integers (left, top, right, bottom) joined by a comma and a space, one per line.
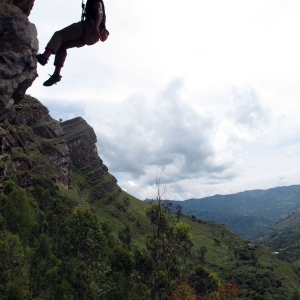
0, 0, 118, 199
0, 0, 38, 111
12, 0, 35, 16
0, 95, 70, 190
0, 95, 118, 201
62, 117, 117, 202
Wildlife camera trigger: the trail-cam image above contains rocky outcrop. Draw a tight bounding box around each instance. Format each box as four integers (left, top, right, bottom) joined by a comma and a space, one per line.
0, 96, 118, 200
0, 94, 50, 125
61, 117, 99, 169
0, 0, 118, 200
62, 117, 118, 202
12, 0, 35, 16
0, 0, 38, 112
0, 95, 70, 190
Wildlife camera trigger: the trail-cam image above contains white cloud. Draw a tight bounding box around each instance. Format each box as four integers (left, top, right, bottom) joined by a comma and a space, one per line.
82, 80, 277, 199
27, 0, 300, 200
229, 86, 271, 132
86, 79, 218, 179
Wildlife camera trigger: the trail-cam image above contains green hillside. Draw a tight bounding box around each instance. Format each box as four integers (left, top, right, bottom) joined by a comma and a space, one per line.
256, 212, 300, 268
64, 169, 300, 299
2, 177, 300, 299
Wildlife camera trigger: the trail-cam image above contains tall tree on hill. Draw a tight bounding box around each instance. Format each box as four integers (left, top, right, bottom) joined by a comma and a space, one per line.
61, 208, 111, 299
1, 186, 37, 244
146, 177, 192, 299
0, 232, 30, 299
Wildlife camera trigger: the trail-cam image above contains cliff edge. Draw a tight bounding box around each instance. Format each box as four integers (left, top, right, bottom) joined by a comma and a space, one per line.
0, 0, 38, 111
0, 0, 118, 199
0, 95, 118, 200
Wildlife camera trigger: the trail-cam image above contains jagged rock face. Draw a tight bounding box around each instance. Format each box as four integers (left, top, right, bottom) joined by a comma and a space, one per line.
13, 0, 35, 16
0, 95, 50, 125
0, 0, 118, 198
0, 96, 70, 190
61, 117, 99, 169
0, 0, 38, 112
0, 99, 118, 198
62, 117, 118, 202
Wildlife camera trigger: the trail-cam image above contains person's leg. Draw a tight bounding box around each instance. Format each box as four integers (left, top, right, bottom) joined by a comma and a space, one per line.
43, 49, 52, 60
54, 38, 85, 71
36, 22, 84, 65
43, 38, 85, 87
53, 65, 62, 75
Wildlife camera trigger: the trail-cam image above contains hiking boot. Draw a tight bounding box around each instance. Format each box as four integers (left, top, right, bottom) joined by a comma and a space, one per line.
36, 53, 48, 66
43, 74, 62, 87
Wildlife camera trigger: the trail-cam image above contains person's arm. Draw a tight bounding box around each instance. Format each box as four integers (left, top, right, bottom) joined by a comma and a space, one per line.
92, 2, 103, 42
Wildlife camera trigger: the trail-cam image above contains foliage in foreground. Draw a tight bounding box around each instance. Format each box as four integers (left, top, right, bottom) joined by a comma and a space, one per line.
0, 177, 300, 299
0, 176, 242, 299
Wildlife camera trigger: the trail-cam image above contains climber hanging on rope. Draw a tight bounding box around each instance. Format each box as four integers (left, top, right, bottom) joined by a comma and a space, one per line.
36, 0, 109, 87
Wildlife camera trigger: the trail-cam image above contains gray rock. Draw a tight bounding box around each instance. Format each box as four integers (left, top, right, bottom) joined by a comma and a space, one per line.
12, 0, 35, 16
0, 0, 38, 112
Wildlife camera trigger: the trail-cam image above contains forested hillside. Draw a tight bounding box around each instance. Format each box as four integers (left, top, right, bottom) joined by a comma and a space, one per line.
256, 212, 300, 268
2, 178, 300, 299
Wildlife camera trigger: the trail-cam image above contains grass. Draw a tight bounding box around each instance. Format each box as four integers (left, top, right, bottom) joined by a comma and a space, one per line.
67, 172, 300, 298
65, 158, 300, 298
176, 216, 300, 298
67, 164, 150, 245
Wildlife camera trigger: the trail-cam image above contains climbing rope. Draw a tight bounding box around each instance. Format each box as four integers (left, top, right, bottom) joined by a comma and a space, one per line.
81, 0, 86, 21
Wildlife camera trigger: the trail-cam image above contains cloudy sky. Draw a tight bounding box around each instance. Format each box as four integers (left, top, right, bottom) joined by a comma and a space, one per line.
28, 0, 300, 200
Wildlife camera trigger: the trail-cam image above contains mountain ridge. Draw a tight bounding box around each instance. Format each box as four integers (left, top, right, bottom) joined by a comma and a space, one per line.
170, 185, 300, 239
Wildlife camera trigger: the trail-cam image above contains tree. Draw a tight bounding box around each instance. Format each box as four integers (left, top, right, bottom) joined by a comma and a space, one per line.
1, 187, 37, 243
118, 224, 132, 249
200, 283, 243, 300
189, 265, 218, 295
291, 291, 300, 300
61, 208, 111, 299
0, 232, 30, 299
107, 244, 134, 299
3, 179, 15, 195
146, 177, 192, 299
176, 204, 183, 221
171, 280, 197, 300
198, 246, 208, 262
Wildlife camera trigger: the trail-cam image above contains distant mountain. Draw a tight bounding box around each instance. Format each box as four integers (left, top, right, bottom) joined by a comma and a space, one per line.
172, 186, 300, 239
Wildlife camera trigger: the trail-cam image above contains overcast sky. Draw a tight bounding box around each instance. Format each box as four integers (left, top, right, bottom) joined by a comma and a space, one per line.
28, 0, 300, 200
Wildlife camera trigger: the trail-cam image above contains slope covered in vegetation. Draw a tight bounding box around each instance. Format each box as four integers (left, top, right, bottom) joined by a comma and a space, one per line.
1, 96, 300, 299
256, 212, 300, 268
1, 176, 300, 299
